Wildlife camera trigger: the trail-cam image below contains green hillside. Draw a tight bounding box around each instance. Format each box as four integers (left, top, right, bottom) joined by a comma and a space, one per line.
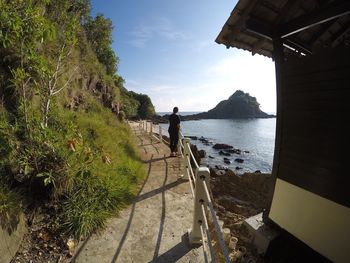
0, 0, 153, 239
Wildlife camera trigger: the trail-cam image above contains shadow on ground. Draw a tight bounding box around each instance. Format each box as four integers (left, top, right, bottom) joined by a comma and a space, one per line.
150, 233, 200, 263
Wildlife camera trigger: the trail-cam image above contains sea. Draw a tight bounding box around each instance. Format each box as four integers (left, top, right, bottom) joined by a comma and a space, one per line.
158, 112, 276, 174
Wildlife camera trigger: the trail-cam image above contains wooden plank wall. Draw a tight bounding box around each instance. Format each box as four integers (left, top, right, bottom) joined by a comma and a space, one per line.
277, 47, 350, 208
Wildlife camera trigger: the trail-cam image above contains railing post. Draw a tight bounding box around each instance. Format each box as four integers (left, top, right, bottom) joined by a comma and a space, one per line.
150, 122, 153, 136
177, 130, 182, 155
159, 125, 162, 141
182, 138, 191, 175
189, 166, 210, 245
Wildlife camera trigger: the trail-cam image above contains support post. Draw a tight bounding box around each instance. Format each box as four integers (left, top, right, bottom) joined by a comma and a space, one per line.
150, 122, 153, 136
182, 138, 191, 176
177, 130, 182, 156
189, 167, 210, 245
264, 37, 284, 220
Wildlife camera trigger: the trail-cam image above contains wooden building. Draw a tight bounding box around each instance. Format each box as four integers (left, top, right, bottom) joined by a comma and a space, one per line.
216, 0, 350, 262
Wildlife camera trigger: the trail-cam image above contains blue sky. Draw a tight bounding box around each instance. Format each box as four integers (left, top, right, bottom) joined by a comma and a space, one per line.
90, 0, 276, 113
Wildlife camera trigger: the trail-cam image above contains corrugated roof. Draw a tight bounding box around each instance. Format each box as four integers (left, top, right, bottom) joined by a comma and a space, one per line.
216, 0, 350, 58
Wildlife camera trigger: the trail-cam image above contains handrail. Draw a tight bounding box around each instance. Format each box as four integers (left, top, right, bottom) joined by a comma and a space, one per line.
136, 120, 230, 263
200, 224, 210, 263
203, 180, 230, 262
186, 155, 196, 182
201, 203, 217, 263
186, 167, 195, 196
189, 149, 199, 169
179, 138, 184, 148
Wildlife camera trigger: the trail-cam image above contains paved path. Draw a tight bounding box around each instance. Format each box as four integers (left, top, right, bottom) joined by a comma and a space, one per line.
72, 122, 203, 263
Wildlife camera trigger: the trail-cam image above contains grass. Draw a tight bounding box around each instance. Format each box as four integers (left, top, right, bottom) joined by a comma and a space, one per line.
0, 97, 145, 239
0, 184, 22, 229
54, 99, 145, 238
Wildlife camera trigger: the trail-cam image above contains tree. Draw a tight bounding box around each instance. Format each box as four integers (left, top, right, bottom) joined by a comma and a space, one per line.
38, 16, 79, 127
84, 14, 118, 76
130, 92, 155, 119
0, 0, 54, 129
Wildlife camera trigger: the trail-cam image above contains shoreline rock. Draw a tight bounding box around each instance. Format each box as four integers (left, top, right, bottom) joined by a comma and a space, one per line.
213, 143, 234, 150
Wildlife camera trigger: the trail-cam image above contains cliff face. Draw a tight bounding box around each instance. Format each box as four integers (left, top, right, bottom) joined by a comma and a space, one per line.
193, 90, 273, 119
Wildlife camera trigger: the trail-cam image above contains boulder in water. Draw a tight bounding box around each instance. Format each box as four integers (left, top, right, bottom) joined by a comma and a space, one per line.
213, 143, 234, 150
225, 149, 241, 154
224, 158, 232, 164
235, 158, 244, 163
199, 136, 210, 143
219, 150, 231, 156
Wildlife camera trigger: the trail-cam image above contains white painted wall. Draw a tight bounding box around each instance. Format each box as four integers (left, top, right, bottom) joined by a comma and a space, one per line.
269, 179, 350, 263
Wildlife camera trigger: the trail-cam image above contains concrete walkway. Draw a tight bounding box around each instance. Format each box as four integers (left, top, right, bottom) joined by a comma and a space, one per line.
72, 122, 203, 263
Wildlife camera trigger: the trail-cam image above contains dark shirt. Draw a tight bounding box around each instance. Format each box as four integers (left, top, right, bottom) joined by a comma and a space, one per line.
168, 113, 180, 133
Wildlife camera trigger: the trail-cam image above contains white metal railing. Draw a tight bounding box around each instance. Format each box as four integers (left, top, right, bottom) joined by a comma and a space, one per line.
137, 120, 230, 262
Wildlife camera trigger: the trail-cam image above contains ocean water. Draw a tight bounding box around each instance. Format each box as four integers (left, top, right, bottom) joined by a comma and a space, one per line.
160, 118, 276, 174
157, 112, 202, 116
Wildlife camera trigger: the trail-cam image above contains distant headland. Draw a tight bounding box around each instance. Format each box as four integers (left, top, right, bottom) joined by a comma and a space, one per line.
154, 90, 275, 122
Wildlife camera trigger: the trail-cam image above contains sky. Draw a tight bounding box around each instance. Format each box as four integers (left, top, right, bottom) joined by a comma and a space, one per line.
90, 0, 276, 113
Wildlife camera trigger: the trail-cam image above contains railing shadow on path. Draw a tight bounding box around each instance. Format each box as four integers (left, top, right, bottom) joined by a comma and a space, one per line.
150, 141, 160, 154
136, 125, 162, 155
139, 142, 161, 147
71, 153, 155, 263
142, 156, 172, 164
110, 153, 154, 263
136, 135, 148, 154
135, 178, 187, 203
152, 155, 168, 260
136, 134, 160, 155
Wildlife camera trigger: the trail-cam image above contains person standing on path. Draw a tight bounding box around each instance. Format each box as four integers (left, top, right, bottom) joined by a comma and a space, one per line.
168, 107, 181, 157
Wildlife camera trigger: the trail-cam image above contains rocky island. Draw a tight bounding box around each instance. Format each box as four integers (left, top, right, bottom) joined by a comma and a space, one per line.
155, 90, 275, 122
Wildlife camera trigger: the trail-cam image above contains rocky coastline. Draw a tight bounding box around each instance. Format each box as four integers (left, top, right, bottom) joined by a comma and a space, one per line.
156, 128, 266, 175
159, 131, 273, 262
185, 135, 264, 173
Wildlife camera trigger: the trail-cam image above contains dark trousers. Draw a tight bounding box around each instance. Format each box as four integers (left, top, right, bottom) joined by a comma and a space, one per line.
169, 131, 179, 152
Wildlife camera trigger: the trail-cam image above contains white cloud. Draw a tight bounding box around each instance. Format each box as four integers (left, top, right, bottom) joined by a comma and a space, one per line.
128, 17, 188, 48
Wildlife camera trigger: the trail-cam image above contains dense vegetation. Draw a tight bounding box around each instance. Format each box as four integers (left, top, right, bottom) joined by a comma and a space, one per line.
191, 90, 273, 119
0, 0, 154, 239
